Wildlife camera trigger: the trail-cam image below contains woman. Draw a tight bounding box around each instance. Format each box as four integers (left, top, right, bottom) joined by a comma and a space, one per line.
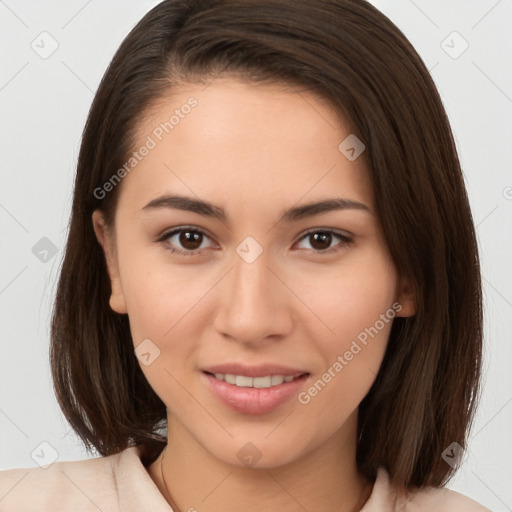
0, 1, 490, 510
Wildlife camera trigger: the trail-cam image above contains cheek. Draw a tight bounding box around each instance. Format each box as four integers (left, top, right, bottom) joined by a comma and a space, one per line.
119, 257, 211, 409
123, 269, 210, 346
115, 227, 210, 343
293, 251, 397, 345
292, 251, 397, 405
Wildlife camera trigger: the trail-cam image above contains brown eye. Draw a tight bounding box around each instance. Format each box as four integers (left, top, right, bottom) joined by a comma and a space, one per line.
178, 230, 203, 250
159, 227, 214, 255
295, 230, 352, 253
309, 232, 333, 250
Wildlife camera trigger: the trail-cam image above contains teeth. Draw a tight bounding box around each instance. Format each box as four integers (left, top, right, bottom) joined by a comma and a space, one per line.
270, 375, 284, 386
224, 373, 236, 385
254, 376, 273, 388
235, 375, 253, 387
211, 373, 302, 388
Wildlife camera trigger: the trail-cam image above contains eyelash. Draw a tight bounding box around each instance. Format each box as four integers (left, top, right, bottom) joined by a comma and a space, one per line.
156, 226, 353, 256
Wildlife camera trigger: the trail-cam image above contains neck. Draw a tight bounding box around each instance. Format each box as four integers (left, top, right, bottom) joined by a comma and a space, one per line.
148, 410, 372, 512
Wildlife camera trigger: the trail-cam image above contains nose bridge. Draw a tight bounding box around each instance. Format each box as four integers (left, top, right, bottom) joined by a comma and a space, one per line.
213, 242, 292, 343
231, 247, 271, 304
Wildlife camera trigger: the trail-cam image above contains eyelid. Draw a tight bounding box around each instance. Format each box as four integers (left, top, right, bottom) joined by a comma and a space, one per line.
298, 227, 353, 241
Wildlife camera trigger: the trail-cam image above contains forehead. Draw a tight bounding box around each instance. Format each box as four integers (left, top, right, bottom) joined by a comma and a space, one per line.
121, 77, 374, 215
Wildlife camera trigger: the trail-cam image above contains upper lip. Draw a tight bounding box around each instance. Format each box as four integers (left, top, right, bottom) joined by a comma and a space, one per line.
202, 363, 309, 378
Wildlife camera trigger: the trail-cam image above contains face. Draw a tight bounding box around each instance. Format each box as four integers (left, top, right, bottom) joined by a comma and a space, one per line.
93, 77, 415, 469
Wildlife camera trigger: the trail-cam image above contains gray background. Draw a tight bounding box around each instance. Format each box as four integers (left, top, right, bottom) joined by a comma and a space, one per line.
1, 1, 511, 510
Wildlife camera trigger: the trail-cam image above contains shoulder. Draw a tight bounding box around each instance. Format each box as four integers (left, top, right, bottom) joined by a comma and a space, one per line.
363, 467, 492, 511
403, 485, 492, 511
0, 447, 132, 511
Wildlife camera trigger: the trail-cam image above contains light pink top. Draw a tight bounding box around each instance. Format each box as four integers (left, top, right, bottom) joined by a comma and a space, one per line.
0, 446, 491, 511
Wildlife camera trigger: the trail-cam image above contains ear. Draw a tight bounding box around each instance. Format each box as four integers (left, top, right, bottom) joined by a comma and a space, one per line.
394, 275, 416, 317
92, 210, 127, 314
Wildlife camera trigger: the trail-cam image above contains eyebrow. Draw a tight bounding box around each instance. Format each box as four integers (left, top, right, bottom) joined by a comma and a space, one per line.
141, 194, 371, 222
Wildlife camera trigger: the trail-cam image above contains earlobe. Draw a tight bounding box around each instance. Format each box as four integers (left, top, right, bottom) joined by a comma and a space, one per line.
395, 276, 417, 318
91, 210, 128, 315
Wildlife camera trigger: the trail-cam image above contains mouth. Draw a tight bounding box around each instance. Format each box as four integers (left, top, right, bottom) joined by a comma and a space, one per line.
201, 368, 311, 415
203, 371, 307, 388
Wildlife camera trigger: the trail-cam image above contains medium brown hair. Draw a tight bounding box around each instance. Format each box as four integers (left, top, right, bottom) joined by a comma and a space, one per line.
50, 0, 483, 488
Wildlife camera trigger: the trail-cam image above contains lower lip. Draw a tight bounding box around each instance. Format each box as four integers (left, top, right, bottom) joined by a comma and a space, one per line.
202, 372, 309, 415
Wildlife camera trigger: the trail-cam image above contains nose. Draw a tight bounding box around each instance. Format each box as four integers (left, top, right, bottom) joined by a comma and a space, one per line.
212, 247, 294, 345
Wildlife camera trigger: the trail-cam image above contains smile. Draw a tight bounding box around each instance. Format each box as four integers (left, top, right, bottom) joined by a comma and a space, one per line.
201, 370, 310, 415
208, 372, 303, 388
